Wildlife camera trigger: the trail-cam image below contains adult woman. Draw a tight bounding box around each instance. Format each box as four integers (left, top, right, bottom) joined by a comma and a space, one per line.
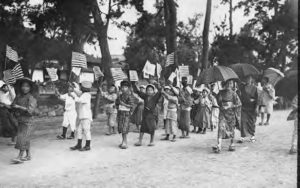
238, 76, 259, 143
212, 79, 241, 153
11, 78, 37, 164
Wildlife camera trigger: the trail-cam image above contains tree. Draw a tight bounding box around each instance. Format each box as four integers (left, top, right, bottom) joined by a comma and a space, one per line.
201, 0, 212, 70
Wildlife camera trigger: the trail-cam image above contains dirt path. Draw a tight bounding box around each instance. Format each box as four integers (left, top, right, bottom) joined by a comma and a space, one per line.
0, 110, 297, 188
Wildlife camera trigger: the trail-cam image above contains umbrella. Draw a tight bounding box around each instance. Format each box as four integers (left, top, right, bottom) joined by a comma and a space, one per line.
263, 67, 284, 86
229, 63, 260, 79
275, 68, 298, 100
197, 65, 239, 85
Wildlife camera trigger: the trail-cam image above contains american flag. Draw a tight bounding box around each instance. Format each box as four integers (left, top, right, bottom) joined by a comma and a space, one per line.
6, 45, 19, 62
12, 63, 24, 79
165, 52, 175, 67
111, 68, 128, 82
72, 52, 87, 68
3, 70, 16, 85
179, 65, 190, 77
93, 66, 104, 80
46, 68, 58, 81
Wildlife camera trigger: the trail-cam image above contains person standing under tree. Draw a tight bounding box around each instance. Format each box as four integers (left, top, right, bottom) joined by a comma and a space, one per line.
70, 81, 93, 151
116, 81, 133, 149
238, 76, 259, 143
258, 77, 275, 126
178, 77, 193, 139
212, 79, 242, 153
11, 78, 37, 164
133, 82, 162, 147
55, 84, 77, 140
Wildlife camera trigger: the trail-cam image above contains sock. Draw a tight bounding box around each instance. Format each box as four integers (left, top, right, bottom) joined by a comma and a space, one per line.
62, 127, 67, 137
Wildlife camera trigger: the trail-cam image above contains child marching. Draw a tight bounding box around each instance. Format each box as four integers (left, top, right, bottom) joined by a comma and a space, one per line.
70, 81, 93, 151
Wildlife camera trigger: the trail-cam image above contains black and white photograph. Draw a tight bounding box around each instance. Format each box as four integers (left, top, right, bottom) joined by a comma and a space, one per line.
0, 0, 298, 187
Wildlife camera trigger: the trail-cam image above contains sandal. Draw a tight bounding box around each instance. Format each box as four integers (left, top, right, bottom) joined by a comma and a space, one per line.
56, 135, 65, 140
11, 158, 24, 164
228, 145, 236, 152
134, 142, 142, 147
212, 146, 221, 153
21, 156, 31, 161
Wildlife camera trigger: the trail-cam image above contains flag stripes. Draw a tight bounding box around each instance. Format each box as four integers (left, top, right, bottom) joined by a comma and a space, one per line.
111, 68, 127, 81
12, 63, 24, 79
165, 52, 174, 67
72, 52, 87, 68
6, 45, 18, 62
3, 70, 16, 85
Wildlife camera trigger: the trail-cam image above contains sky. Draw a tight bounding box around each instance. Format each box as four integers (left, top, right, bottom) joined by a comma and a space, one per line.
29, 0, 254, 57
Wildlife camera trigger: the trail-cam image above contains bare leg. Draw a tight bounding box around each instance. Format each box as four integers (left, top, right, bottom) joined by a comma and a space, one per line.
266, 114, 271, 124
260, 113, 265, 125
149, 133, 155, 146
135, 132, 144, 146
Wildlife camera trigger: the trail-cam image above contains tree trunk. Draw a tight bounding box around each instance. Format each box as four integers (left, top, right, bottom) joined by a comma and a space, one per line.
229, 0, 233, 38
90, 0, 113, 118
201, 0, 212, 70
163, 0, 177, 79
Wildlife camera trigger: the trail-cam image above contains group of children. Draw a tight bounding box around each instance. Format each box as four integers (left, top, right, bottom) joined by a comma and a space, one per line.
1, 73, 296, 164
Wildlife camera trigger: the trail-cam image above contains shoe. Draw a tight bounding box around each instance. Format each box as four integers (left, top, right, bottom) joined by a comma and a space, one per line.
212, 146, 221, 153
134, 142, 142, 146
57, 135, 66, 140
237, 140, 244, 144
179, 136, 186, 139
70, 145, 82, 150
120, 145, 128, 149
67, 135, 75, 139
21, 156, 31, 161
79, 146, 91, 151
170, 139, 176, 142
258, 123, 263, 126
11, 158, 24, 164
228, 145, 236, 152
160, 137, 169, 141
148, 143, 155, 147
105, 132, 112, 136
264, 122, 269, 126
289, 148, 297, 154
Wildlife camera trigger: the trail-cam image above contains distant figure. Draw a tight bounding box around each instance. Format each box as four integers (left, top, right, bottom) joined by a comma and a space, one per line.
287, 95, 298, 154
238, 76, 259, 143
258, 77, 275, 126
11, 78, 37, 164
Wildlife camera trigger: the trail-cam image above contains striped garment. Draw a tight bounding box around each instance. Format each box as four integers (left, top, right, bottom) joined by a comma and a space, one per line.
3, 69, 16, 85
6, 45, 18, 62
165, 52, 174, 67
111, 68, 127, 81
72, 52, 87, 68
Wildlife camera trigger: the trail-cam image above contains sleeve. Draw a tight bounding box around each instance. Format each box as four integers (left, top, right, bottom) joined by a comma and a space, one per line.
59, 94, 68, 101
27, 96, 37, 115
74, 93, 90, 104
233, 92, 242, 108
132, 84, 146, 100
103, 93, 117, 102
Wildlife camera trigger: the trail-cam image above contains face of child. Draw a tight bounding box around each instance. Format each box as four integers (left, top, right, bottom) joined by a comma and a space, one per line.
202, 90, 208, 97
21, 82, 31, 94
121, 85, 129, 93
102, 84, 107, 91
146, 87, 154, 96
226, 80, 234, 89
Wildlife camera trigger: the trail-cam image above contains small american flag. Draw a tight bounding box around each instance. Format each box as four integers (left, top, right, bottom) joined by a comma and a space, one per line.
6, 45, 19, 62
3, 70, 16, 85
12, 63, 24, 79
93, 66, 104, 80
111, 68, 127, 82
72, 52, 87, 68
165, 52, 174, 67
46, 68, 58, 81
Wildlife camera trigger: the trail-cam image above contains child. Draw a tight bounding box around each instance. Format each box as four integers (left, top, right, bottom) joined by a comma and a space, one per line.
116, 81, 133, 149
194, 87, 212, 134
11, 77, 37, 164
130, 85, 145, 132
100, 84, 118, 135
70, 81, 93, 151
191, 88, 201, 133
133, 82, 162, 147
55, 84, 77, 139
178, 77, 193, 138
161, 86, 179, 142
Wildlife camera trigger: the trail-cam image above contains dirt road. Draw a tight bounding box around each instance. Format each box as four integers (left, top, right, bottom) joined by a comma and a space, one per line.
0, 110, 297, 188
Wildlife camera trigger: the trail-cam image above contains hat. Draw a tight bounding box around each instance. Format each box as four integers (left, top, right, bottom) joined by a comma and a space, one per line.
0, 80, 6, 88
120, 80, 130, 87
81, 81, 92, 89
202, 87, 210, 93
146, 84, 156, 90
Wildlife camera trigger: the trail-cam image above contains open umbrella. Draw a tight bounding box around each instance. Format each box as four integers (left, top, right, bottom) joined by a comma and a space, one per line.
229, 63, 260, 80
263, 67, 284, 86
275, 69, 298, 100
197, 65, 239, 85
